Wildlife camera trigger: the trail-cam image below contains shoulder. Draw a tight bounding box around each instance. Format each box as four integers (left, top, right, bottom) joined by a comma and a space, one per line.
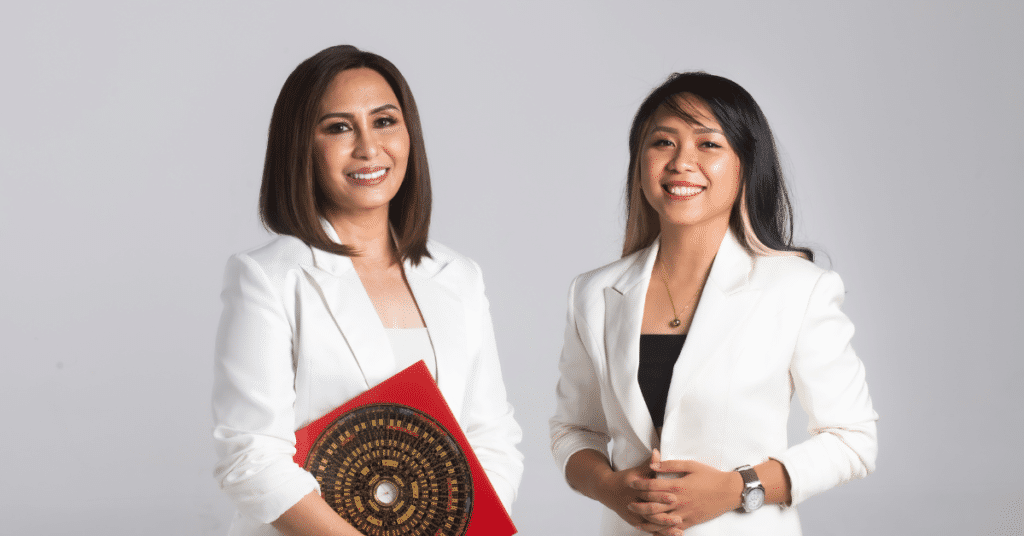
750, 253, 844, 303
418, 240, 486, 290
423, 240, 478, 270
751, 253, 823, 284
226, 234, 312, 287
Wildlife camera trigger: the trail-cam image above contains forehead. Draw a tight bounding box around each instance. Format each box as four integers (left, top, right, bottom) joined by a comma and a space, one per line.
320, 67, 400, 112
650, 93, 720, 130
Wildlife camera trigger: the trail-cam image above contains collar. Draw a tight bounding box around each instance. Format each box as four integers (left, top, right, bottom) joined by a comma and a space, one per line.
612, 229, 753, 296
310, 217, 445, 281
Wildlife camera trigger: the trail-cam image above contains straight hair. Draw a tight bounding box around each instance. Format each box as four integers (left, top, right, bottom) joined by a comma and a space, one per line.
259, 45, 432, 264
623, 72, 812, 262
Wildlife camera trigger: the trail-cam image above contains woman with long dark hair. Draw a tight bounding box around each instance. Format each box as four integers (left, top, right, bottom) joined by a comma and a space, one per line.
213, 45, 523, 536
550, 72, 877, 535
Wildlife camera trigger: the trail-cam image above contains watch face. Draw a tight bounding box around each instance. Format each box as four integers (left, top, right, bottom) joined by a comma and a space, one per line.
745, 488, 765, 511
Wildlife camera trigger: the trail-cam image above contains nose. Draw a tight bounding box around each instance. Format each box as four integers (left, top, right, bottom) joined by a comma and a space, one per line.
352, 128, 380, 159
669, 144, 697, 173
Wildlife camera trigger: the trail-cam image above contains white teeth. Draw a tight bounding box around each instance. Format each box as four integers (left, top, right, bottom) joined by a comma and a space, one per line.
350, 169, 387, 180
667, 185, 704, 196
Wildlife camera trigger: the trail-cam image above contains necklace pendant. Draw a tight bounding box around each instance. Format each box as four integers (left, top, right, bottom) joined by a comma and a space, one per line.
669, 318, 681, 328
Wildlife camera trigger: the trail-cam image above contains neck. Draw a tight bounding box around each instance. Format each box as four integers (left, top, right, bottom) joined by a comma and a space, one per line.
324, 206, 396, 266
657, 220, 728, 280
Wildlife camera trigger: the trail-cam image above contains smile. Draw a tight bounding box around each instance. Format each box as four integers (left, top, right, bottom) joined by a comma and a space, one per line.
662, 182, 705, 199
347, 167, 388, 185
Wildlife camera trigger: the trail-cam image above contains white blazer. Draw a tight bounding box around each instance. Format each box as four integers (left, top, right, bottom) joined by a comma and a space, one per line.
550, 231, 878, 536
213, 230, 523, 536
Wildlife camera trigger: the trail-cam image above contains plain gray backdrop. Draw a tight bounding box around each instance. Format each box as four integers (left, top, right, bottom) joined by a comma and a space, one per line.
2, 1, 1021, 534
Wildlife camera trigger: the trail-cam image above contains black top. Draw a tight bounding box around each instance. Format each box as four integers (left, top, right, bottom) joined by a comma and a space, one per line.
638, 334, 686, 429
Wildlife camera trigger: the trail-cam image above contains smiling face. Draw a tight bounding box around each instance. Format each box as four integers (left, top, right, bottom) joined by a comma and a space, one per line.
313, 67, 410, 218
639, 94, 742, 233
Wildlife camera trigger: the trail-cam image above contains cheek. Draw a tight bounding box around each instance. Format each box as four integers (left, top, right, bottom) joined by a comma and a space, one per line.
710, 156, 741, 190
640, 153, 661, 183
312, 143, 329, 177
314, 139, 344, 172
705, 157, 728, 176
387, 132, 411, 167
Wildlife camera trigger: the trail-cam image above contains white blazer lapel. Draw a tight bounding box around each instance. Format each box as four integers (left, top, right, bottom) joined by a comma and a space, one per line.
660, 231, 761, 458
605, 242, 661, 452
298, 223, 398, 390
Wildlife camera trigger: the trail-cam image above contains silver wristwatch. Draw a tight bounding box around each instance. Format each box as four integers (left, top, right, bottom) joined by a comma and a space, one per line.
735, 464, 765, 512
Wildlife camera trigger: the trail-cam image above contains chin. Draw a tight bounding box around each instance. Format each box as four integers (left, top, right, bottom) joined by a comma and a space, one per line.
659, 211, 729, 231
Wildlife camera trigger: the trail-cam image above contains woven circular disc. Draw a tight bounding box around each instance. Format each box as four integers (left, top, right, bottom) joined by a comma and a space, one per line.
303, 403, 474, 536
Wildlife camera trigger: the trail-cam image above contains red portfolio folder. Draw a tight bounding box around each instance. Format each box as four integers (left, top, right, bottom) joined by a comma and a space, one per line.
294, 360, 516, 536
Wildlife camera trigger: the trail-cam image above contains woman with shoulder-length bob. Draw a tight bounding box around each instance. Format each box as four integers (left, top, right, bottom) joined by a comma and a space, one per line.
213, 45, 523, 536
550, 72, 877, 535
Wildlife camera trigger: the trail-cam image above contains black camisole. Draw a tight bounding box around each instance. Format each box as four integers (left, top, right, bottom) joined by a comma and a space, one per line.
638, 334, 686, 428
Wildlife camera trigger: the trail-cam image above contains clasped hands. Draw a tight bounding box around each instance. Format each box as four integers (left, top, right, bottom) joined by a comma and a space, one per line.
599, 448, 742, 535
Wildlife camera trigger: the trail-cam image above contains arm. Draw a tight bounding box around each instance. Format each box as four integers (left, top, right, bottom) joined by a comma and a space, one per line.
630, 271, 872, 531
459, 261, 524, 514
272, 492, 363, 536
629, 453, 792, 534
549, 276, 614, 478
771, 270, 878, 506
550, 278, 681, 532
212, 254, 361, 534
566, 449, 675, 531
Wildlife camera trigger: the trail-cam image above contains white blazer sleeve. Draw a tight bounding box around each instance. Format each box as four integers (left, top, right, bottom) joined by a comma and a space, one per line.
212, 253, 319, 524
459, 261, 524, 514
549, 276, 612, 481
772, 270, 879, 506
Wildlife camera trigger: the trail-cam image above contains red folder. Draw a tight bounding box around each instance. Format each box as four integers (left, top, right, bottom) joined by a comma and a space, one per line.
294, 360, 516, 535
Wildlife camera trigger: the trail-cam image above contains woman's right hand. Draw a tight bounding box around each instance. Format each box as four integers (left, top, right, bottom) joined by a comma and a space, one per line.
603, 457, 684, 532
594, 456, 659, 527
566, 449, 680, 533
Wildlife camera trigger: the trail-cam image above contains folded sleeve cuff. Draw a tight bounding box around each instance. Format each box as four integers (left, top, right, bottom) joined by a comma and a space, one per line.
551, 428, 611, 483
220, 462, 321, 524
771, 427, 876, 507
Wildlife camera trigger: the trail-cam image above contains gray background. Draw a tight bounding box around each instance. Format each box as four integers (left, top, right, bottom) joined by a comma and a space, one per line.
2, 1, 1021, 534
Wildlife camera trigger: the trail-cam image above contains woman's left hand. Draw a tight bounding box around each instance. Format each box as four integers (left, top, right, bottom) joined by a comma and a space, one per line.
627, 450, 743, 534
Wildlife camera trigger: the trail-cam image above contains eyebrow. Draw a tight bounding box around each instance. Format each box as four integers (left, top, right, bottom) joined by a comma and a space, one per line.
318, 103, 400, 123
650, 125, 724, 135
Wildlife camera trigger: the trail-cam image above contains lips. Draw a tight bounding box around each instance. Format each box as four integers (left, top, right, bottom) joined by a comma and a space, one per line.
346, 167, 389, 185
662, 181, 705, 199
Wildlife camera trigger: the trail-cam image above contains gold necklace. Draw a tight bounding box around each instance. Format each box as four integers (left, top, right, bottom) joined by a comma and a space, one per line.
657, 257, 707, 329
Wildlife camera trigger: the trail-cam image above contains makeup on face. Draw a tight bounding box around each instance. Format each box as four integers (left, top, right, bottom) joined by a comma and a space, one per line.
313, 68, 411, 215
639, 94, 742, 231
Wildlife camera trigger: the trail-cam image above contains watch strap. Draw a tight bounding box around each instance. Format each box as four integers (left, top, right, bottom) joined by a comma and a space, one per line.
736, 464, 761, 487
734, 464, 765, 513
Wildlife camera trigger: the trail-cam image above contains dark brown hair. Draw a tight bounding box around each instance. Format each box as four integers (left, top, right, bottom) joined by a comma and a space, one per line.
623, 72, 811, 261
259, 45, 432, 264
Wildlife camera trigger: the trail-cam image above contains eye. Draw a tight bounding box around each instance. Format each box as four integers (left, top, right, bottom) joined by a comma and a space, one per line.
324, 122, 351, 134
374, 115, 399, 128
699, 141, 723, 149
651, 138, 675, 147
